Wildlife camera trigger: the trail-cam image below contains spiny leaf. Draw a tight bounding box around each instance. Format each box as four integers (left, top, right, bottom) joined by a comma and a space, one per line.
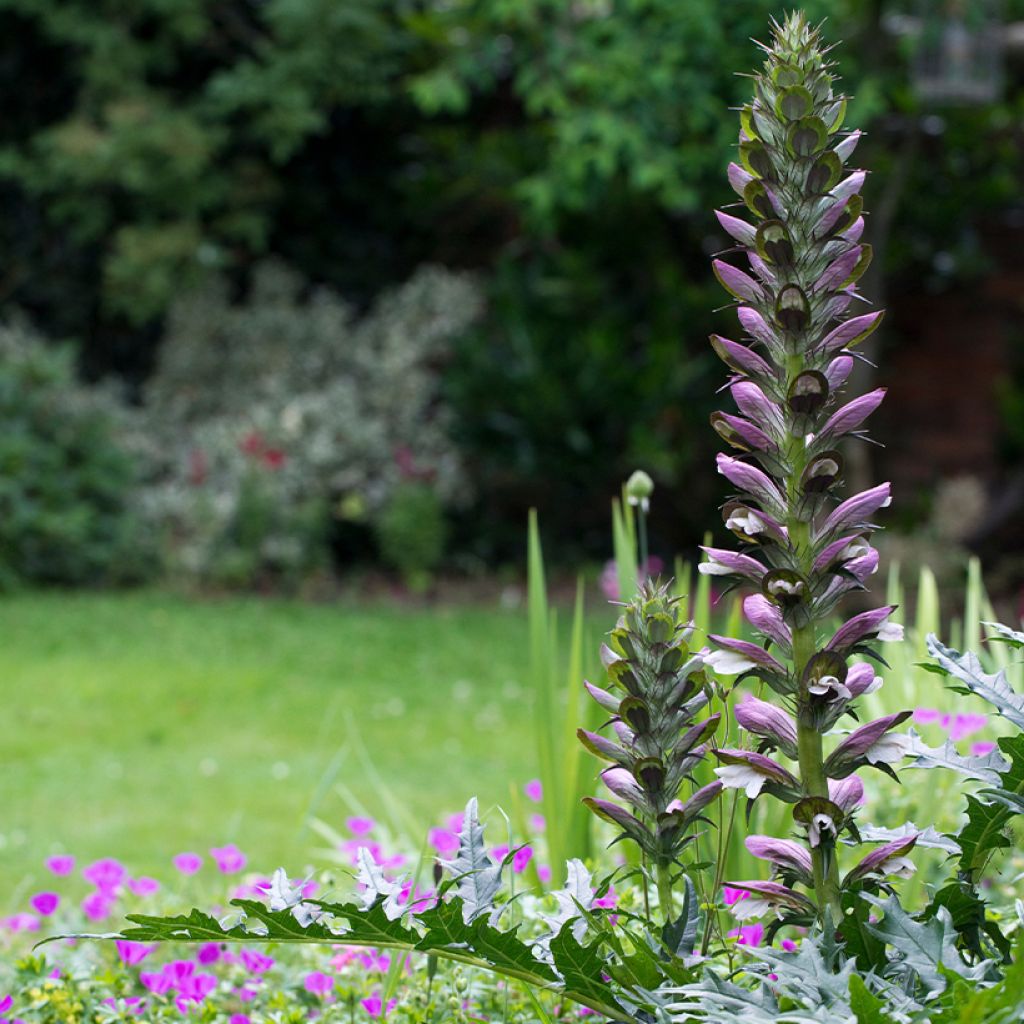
904, 730, 1006, 785
983, 621, 1024, 648
549, 921, 625, 1014
446, 797, 503, 923
927, 635, 1024, 729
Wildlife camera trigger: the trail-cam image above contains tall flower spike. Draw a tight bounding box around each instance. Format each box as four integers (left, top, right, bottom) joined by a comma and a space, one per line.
705, 13, 911, 927
579, 581, 721, 904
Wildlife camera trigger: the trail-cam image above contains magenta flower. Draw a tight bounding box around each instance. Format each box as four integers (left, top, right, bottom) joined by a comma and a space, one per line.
2, 913, 39, 933
210, 844, 246, 873
346, 816, 376, 836
83, 858, 125, 892
45, 855, 75, 877
230, 1016, 250, 1024
972, 740, 997, 756
240, 950, 275, 974
360, 993, 397, 1018
173, 852, 202, 875
728, 923, 765, 946
303, 972, 334, 996
81, 892, 114, 922
428, 827, 459, 858
512, 846, 534, 873
29, 893, 59, 916
116, 941, 156, 966
529, 813, 547, 833
537, 864, 552, 884
197, 943, 222, 965
722, 886, 750, 908
128, 876, 160, 897
524, 779, 543, 802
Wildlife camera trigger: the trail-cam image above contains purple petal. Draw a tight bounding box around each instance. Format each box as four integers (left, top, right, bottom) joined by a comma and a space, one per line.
699, 546, 767, 580
815, 311, 884, 356
584, 681, 621, 713
835, 131, 862, 162
812, 535, 861, 572
713, 748, 797, 787
845, 835, 917, 884
828, 774, 865, 811
824, 355, 854, 389
829, 713, 910, 765
820, 388, 886, 438
846, 663, 880, 698
831, 170, 867, 205
818, 482, 891, 539
747, 251, 776, 285
745, 835, 812, 877
710, 335, 774, 378
715, 210, 757, 247
826, 606, 897, 651
734, 693, 797, 750
817, 197, 854, 237
713, 260, 764, 303
730, 381, 784, 435
712, 412, 777, 452
716, 454, 786, 513
814, 246, 862, 293
583, 798, 645, 835
742, 594, 792, 648
707, 635, 786, 674
677, 781, 724, 819
577, 729, 626, 762
601, 768, 644, 805
843, 217, 865, 243
736, 306, 775, 347
728, 162, 754, 197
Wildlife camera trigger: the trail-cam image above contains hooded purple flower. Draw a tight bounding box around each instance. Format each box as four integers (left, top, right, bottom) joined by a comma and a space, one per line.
742, 594, 792, 649
705, 636, 786, 677
826, 713, 912, 776
745, 836, 813, 883
826, 606, 903, 652
734, 694, 798, 756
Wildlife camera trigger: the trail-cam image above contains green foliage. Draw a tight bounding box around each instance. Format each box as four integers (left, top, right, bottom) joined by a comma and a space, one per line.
0, 319, 148, 587
375, 483, 447, 592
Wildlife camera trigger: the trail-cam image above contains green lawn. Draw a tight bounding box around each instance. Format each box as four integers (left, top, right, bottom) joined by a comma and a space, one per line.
2, 591, 552, 903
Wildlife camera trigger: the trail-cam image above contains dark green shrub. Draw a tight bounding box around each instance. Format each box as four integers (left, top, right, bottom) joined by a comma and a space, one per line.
0, 320, 147, 586
374, 482, 447, 592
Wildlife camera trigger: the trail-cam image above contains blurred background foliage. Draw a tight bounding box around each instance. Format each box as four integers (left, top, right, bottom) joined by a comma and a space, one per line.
0, 0, 1022, 591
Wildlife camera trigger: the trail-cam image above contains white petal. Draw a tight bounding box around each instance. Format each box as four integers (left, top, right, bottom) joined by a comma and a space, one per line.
705, 650, 758, 675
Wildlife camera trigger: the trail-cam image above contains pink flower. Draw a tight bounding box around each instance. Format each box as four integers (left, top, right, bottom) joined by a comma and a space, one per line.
728, 923, 764, 946
722, 886, 750, 907
524, 780, 543, 803
512, 846, 533, 873
428, 828, 459, 858
537, 864, 552, 884
83, 858, 125, 892
45, 855, 75, 877
948, 713, 987, 742
528, 813, 547, 833
781, 938, 798, 952
346, 817, 376, 836
3, 913, 40, 933
197, 943, 221, 965
491, 845, 509, 862
972, 740, 997, 756
140, 971, 174, 996
0, 997, 12, 1014
360, 993, 397, 1018
231, 1016, 250, 1024
593, 885, 618, 910
173, 852, 202, 875
116, 941, 156, 966
82, 891, 114, 921
128, 877, 160, 897
30, 893, 59, 916
913, 708, 941, 725
240, 950, 275, 974
210, 844, 247, 874
304, 972, 334, 996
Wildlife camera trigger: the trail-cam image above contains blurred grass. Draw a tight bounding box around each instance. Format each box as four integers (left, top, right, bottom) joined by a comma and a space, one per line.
1, 590, 543, 902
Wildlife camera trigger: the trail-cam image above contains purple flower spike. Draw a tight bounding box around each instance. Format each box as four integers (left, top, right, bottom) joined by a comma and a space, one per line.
820, 388, 886, 439
817, 482, 892, 539
716, 454, 786, 514
745, 835, 813, 881
742, 594, 792, 649
815, 311, 885, 356
698, 546, 766, 582
705, 635, 786, 677
827, 606, 901, 652
734, 693, 798, 756
712, 259, 764, 303
715, 210, 757, 247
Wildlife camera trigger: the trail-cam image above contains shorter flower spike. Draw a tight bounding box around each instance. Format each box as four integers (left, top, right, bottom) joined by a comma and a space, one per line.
579, 581, 720, 865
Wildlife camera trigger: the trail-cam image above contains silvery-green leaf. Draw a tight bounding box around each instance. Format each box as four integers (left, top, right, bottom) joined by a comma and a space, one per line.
903, 729, 1006, 784
863, 894, 990, 998
984, 621, 1024, 648
534, 859, 596, 959
355, 847, 407, 921
446, 797, 503, 923
927, 635, 1024, 730
851, 822, 960, 856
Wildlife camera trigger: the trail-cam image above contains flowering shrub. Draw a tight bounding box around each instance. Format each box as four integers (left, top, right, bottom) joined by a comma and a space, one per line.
22, 14, 1024, 1024
134, 262, 482, 586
